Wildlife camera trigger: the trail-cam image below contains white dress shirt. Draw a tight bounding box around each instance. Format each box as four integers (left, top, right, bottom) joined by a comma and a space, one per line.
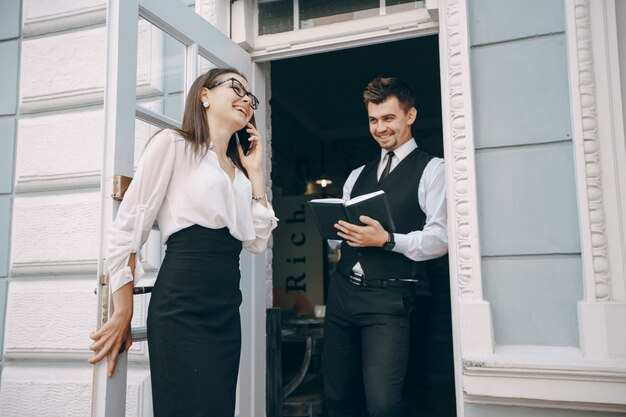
105, 129, 278, 294
330, 139, 448, 272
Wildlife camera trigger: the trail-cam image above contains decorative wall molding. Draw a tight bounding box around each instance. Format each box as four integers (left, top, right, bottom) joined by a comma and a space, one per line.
569, 0, 612, 302
22, 0, 107, 37
442, 0, 480, 302
439, 4, 494, 414
462, 345, 626, 411
440, 0, 494, 357
11, 260, 98, 277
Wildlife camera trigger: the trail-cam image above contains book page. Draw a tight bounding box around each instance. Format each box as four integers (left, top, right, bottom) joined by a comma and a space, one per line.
345, 190, 385, 206
308, 198, 344, 204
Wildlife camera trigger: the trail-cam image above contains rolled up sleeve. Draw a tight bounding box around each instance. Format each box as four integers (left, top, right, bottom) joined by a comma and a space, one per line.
104, 131, 176, 293
244, 201, 278, 253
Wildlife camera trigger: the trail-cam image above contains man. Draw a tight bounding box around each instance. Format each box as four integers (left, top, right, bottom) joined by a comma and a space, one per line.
323, 77, 448, 417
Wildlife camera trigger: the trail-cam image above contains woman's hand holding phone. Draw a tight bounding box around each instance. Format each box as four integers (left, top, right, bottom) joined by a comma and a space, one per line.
238, 123, 263, 173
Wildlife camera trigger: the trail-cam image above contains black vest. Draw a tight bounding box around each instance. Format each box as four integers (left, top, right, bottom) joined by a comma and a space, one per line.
337, 147, 434, 281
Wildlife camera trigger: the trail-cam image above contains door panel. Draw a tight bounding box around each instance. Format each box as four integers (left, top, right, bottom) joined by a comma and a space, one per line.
93, 1, 263, 416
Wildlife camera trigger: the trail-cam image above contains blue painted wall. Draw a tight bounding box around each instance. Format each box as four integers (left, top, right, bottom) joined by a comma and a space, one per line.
469, 0, 582, 346
0, 0, 20, 370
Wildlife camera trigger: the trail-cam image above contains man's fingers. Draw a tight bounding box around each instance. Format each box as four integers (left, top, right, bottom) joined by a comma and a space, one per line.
358, 215, 380, 227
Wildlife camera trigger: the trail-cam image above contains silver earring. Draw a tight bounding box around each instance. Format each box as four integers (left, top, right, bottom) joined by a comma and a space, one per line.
202, 101, 209, 108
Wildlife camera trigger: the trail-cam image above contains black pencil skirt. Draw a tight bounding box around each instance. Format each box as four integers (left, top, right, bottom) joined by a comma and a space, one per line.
147, 225, 243, 417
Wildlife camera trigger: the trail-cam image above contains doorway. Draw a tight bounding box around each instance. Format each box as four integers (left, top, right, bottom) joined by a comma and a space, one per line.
269, 35, 456, 416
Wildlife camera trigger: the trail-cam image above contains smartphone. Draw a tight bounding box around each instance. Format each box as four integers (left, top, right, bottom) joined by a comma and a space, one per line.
235, 120, 255, 155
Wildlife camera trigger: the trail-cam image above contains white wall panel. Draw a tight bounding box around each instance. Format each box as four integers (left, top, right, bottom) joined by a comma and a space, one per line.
20, 24, 162, 113
4, 278, 148, 356
11, 192, 99, 274
15, 108, 104, 191
5, 279, 97, 353
0, 364, 151, 417
22, 0, 106, 36
0, 365, 91, 417
20, 27, 107, 112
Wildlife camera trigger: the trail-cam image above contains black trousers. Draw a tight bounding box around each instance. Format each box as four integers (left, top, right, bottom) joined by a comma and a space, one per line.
323, 273, 415, 417
147, 226, 243, 417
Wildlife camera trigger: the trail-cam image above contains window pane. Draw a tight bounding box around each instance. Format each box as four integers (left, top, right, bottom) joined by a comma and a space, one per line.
300, 0, 379, 29
136, 18, 186, 123
259, 0, 294, 35
386, 0, 422, 15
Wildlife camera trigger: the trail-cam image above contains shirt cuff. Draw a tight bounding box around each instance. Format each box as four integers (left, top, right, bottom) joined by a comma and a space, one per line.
107, 256, 145, 294
252, 200, 279, 228
392, 233, 410, 255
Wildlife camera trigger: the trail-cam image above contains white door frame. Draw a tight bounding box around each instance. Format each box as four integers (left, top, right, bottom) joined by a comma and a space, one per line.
93, 1, 264, 415
245, 1, 470, 415
246, 0, 626, 414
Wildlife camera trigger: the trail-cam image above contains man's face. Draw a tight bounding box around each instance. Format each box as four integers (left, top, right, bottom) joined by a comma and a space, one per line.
367, 96, 416, 152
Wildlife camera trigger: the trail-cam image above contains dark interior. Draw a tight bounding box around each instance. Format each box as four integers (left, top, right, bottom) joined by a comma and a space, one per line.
270, 35, 444, 199
270, 35, 456, 417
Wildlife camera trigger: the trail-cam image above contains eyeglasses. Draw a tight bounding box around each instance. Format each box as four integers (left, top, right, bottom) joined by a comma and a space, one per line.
209, 77, 259, 110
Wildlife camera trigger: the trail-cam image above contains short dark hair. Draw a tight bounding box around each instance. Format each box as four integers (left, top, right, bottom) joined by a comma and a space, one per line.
363, 77, 415, 113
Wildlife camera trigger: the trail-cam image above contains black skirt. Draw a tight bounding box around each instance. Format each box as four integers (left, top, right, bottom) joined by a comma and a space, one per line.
147, 225, 243, 417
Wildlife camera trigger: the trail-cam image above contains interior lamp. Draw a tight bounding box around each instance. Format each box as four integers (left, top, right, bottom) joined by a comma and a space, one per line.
315, 177, 333, 188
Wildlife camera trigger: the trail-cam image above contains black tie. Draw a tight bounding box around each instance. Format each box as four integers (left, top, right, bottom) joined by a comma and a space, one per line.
379, 151, 395, 183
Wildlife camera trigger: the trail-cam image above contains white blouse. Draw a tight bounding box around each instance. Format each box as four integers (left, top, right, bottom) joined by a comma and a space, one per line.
105, 129, 278, 294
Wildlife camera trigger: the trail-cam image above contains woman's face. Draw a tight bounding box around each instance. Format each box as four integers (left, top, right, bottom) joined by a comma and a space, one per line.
207, 73, 256, 129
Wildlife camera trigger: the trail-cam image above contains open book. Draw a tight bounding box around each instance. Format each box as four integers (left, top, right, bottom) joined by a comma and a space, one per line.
307, 190, 396, 240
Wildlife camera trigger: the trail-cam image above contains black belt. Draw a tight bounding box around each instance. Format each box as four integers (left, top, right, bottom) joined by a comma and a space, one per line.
345, 272, 417, 288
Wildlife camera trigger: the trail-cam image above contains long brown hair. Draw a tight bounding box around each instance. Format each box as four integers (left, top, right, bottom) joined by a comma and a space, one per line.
176, 67, 254, 176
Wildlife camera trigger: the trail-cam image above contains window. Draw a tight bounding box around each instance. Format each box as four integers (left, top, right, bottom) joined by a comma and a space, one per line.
258, 0, 423, 35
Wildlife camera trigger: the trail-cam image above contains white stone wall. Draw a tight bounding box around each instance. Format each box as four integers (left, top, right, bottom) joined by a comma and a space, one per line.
1, 1, 233, 416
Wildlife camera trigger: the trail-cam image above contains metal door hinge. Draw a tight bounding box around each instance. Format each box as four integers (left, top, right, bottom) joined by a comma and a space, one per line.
99, 274, 109, 287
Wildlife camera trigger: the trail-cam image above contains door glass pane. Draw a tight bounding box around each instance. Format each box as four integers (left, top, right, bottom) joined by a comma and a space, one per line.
300, 0, 379, 29
259, 0, 294, 35
198, 54, 219, 75
136, 18, 186, 123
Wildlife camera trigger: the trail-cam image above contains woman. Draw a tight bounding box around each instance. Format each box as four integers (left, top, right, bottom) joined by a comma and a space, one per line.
89, 68, 277, 417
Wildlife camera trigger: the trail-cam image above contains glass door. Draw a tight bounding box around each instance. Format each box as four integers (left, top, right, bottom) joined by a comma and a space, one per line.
92, 1, 265, 416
